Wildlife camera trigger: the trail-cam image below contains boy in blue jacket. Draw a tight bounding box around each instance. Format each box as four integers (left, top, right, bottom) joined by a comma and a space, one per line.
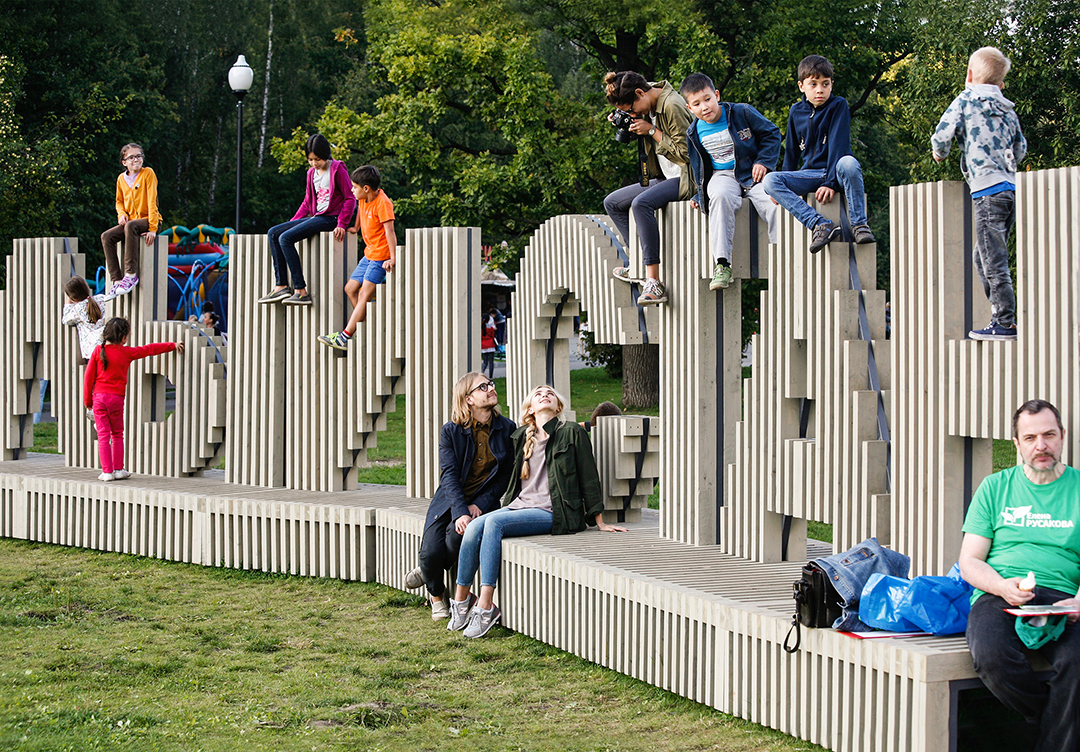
681, 73, 780, 290
763, 55, 876, 253
932, 47, 1026, 341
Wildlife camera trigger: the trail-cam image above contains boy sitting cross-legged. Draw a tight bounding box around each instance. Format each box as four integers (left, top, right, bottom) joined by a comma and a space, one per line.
318, 165, 396, 351
681, 73, 780, 290
762, 55, 875, 253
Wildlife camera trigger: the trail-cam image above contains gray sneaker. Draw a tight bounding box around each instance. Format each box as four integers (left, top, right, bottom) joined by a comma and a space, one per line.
404, 566, 424, 590
637, 279, 668, 305
709, 263, 733, 290
851, 223, 876, 244
809, 220, 841, 253
430, 597, 450, 621
447, 593, 476, 631
463, 604, 501, 638
612, 265, 640, 283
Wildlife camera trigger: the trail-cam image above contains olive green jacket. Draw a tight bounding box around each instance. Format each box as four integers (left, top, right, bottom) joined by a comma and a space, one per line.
502, 417, 605, 535
644, 80, 694, 200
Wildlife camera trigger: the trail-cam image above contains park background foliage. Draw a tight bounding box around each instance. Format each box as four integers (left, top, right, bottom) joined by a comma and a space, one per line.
2, 0, 1078, 287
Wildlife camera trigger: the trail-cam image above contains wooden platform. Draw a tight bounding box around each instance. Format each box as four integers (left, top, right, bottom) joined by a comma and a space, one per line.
0, 453, 982, 752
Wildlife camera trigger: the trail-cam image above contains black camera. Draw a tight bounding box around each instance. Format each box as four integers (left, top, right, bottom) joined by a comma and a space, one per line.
610, 109, 639, 143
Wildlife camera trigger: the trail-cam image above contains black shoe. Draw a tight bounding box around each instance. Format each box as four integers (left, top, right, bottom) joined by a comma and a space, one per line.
809, 220, 841, 253
852, 223, 876, 244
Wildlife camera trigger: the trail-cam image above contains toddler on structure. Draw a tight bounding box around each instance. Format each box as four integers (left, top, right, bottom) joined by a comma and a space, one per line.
932, 46, 1026, 342
763, 55, 876, 253
681, 72, 780, 290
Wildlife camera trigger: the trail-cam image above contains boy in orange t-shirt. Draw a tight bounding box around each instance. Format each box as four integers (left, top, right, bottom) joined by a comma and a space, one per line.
318, 165, 397, 350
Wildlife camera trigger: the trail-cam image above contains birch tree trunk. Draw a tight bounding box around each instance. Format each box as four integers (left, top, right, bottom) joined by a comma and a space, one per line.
257, 0, 274, 168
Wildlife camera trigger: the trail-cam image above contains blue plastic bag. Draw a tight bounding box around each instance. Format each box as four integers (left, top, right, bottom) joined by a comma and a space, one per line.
859, 564, 973, 635
860, 574, 922, 632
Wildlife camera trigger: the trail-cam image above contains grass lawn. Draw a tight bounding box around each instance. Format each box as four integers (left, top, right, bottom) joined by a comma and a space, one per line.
0, 539, 826, 752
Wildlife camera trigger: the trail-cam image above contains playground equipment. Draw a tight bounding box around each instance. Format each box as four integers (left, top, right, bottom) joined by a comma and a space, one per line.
92, 224, 231, 334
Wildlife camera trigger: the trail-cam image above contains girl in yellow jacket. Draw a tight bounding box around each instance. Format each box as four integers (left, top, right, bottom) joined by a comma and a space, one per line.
100, 143, 161, 297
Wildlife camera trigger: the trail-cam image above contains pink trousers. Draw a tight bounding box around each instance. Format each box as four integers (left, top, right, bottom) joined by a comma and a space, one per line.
92, 392, 126, 473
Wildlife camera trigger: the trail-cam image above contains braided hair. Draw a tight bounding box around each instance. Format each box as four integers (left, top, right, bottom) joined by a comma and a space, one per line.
518, 385, 567, 480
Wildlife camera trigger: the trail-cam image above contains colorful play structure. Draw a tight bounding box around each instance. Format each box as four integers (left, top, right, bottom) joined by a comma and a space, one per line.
93, 223, 231, 333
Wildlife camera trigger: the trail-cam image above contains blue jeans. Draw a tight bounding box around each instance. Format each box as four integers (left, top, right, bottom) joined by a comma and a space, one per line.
456, 506, 553, 589
973, 191, 1016, 328
967, 589, 1080, 752
762, 155, 867, 229
266, 215, 338, 291
603, 177, 681, 267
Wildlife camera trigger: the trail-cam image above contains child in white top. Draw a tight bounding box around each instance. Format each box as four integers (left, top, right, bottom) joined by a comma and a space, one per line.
62, 276, 110, 361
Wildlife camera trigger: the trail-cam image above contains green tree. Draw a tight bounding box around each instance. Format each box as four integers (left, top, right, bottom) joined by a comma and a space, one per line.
273, 0, 625, 255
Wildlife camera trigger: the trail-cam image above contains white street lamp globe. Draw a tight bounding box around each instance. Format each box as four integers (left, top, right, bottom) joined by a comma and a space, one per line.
229, 55, 254, 93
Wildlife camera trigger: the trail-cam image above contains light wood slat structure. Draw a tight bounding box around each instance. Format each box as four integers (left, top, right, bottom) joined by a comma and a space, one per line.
505, 214, 657, 418
505, 208, 762, 545
894, 172, 1080, 575
0, 454, 408, 580
589, 414, 659, 524
404, 227, 482, 498
658, 201, 753, 545
224, 232, 406, 491
726, 198, 889, 562
0, 237, 226, 475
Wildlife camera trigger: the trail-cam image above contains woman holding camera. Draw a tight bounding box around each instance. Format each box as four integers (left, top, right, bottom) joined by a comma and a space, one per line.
602, 71, 693, 306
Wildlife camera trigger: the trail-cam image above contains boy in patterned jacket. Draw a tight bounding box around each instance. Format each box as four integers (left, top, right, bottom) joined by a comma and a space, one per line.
932, 47, 1027, 341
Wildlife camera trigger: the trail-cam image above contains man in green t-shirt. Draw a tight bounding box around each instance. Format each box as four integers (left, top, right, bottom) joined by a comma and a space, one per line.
959, 399, 1080, 752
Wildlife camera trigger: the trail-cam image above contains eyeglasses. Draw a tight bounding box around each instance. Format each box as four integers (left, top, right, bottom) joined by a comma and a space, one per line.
124, 154, 144, 162
468, 380, 496, 395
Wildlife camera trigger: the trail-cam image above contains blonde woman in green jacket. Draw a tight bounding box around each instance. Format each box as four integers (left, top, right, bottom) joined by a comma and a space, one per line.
447, 385, 627, 638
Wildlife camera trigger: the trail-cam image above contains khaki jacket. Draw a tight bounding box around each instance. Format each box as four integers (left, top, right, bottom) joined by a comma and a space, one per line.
644, 81, 694, 200
502, 417, 605, 535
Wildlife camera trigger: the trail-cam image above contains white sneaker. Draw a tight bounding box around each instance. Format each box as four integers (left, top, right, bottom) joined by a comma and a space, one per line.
98, 472, 115, 482
463, 604, 501, 638
116, 275, 139, 296
447, 594, 477, 631
113, 469, 131, 480
430, 597, 450, 621
404, 566, 425, 589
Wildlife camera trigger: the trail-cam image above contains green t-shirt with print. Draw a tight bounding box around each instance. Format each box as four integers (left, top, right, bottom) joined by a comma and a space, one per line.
962, 465, 1080, 604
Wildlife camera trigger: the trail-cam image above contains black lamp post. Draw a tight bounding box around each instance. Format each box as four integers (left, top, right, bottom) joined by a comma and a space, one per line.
228, 55, 254, 232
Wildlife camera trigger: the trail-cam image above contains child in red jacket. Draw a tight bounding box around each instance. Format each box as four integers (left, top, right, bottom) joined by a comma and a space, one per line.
84, 317, 184, 481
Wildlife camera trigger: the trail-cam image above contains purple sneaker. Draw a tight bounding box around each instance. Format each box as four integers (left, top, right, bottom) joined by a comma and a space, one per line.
116, 275, 139, 296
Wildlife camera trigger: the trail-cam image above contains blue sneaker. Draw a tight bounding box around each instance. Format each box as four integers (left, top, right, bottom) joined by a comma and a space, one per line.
968, 322, 1017, 341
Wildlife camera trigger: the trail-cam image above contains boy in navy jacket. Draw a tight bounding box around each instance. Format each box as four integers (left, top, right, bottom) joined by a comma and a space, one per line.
763, 55, 876, 253
681, 73, 780, 290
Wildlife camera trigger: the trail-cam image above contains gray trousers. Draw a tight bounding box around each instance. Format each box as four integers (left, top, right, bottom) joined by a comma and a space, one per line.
973, 191, 1017, 328
603, 177, 680, 267
705, 172, 777, 263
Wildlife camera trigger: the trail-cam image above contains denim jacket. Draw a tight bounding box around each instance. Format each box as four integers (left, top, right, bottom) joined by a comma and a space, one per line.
687, 103, 781, 213
815, 537, 910, 631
